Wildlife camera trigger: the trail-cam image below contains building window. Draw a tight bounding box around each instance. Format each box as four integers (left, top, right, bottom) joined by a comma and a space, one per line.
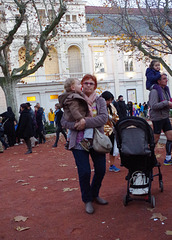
66, 15, 70, 22
0, 11, 5, 23
50, 95, 58, 100
18, 47, 35, 83
38, 9, 46, 25
124, 56, 134, 72
44, 46, 59, 81
27, 96, 36, 102
127, 89, 136, 103
48, 10, 54, 22
93, 51, 105, 74
68, 46, 82, 77
72, 15, 77, 22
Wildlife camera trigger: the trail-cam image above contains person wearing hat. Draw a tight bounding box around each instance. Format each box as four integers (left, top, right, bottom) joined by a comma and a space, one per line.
26, 103, 36, 126
17, 103, 34, 154
115, 95, 128, 120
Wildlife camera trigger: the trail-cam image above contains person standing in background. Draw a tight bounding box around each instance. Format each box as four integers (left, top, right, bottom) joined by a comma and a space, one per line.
48, 108, 55, 126
0, 116, 9, 150
101, 91, 120, 173
26, 102, 38, 147
116, 95, 127, 120
0, 107, 16, 146
52, 103, 67, 148
17, 103, 34, 154
127, 101, 133, 116
35, 104, 46, 144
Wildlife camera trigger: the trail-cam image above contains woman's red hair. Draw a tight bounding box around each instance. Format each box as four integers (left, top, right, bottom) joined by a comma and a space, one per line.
81, 74, 97, 89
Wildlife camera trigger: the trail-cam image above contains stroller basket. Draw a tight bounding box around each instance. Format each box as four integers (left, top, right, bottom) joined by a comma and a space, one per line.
129, 171, 149, 195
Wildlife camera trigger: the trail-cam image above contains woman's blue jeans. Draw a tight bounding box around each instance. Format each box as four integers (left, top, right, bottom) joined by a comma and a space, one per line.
72, 149, 106, 203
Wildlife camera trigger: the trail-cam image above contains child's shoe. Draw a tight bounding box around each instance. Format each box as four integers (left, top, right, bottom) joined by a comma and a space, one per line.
64, 141, 69, 150
79, 139, 92, 152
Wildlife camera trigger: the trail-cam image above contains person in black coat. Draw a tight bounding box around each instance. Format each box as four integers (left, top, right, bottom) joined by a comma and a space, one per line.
0, 107, 16, 146
34, 104, 46, 144
52, 103, 67, 147
26, 102, 37, 136
116, 95, 128, 120
17, 103, 34, 154
0, 116, 9, 150
127, 101, 133, 116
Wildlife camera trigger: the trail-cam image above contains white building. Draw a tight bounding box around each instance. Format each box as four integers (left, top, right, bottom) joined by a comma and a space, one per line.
0, 1, 171, 118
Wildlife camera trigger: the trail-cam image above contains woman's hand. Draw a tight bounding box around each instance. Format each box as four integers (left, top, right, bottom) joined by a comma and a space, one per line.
74, 118, 86, 130
169, 101, 172, 108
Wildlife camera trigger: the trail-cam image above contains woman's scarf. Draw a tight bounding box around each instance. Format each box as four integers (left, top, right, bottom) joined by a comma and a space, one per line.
83, 91, 97, 117
84, 91, 97, 107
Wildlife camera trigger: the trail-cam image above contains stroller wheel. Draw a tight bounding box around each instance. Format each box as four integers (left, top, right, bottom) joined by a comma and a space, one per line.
159, 180, 163, 192
123, 195, 128, 206
151, 196, 155, 208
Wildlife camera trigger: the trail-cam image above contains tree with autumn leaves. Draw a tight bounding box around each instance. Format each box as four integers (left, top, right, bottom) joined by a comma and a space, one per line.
87, 0, 172, 76
0, 0, 67, 117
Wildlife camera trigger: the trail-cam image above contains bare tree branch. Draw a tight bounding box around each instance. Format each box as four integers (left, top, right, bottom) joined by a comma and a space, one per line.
32, 0, 43, 33
0, 0, 27, 51
12, 0, 67, 79
88, 0, 172, 75
131, 37, 172, 75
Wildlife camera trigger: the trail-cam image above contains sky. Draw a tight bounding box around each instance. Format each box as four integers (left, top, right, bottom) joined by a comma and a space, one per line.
86, 0, 103, 6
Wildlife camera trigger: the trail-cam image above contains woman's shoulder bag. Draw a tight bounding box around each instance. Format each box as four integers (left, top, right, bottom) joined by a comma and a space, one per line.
93, 128, 112, 153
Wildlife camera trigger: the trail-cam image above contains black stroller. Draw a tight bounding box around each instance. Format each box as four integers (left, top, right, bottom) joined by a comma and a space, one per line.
115, 117, 163, 208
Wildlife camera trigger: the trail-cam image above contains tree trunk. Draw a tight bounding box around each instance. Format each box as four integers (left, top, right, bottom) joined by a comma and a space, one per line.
1, 78, 19, 120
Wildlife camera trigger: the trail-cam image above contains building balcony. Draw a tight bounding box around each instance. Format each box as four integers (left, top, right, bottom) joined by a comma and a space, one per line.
20, 73, 87, 84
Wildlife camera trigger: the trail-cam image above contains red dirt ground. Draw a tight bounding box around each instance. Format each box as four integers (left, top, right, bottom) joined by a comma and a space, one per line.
0, 135, 172, 240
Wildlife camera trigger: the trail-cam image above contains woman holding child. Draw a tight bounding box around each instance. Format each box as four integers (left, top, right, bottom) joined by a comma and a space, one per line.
61, 74, 108, 214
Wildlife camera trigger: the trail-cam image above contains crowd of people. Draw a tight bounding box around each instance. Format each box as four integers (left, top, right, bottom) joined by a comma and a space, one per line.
0, 59, 172, 215
0, 103, 46, 154
113, 98, 149, 119
0, 96, 149, 154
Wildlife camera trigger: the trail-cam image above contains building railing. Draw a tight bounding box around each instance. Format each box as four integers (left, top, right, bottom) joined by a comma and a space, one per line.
21, 73, 87, 83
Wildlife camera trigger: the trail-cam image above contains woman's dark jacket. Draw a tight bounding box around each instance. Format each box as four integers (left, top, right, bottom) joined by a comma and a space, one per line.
116, 100, 127, 120
55, 109, 63, 128
17, 109, 34, 139
0, 110, 16, 136
36, 108, 43, 131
